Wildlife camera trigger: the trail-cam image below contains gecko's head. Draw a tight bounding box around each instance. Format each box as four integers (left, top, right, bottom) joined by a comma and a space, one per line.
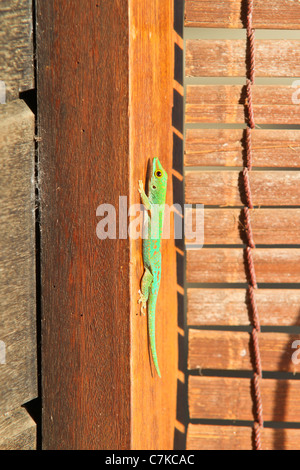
149, 157, 168, 203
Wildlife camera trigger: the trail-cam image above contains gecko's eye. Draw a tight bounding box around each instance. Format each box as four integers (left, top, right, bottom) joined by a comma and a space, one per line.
155, 170, 163, 178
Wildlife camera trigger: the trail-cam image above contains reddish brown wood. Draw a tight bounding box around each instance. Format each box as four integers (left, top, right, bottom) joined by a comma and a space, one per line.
186, 40, 300, 78
185, 0, 300, 29
189, 376, 300, 422
186, 85, 300, 125
187, 248, 300, 284
185, 208, 300, 245
37, 0, 131, 450
185, 171, 300, 206
184, 129, 300, 168
37, 0, 176, 450
187, 288, 300, 326
188, 329, 300, 373
187, 424, 300, 450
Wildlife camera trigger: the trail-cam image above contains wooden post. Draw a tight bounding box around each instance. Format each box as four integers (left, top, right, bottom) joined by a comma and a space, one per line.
37, 0, 176, 449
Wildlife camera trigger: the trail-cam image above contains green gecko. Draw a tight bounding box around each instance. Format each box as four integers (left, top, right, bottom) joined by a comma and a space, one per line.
138, 157, 168, 378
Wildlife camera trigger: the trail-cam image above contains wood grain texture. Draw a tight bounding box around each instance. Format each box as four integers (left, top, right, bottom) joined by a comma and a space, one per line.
187, 424, 300, 450
0, 0, 34, 101
0, 407, 36, 450
184, 129, 300, 168
0, 100, 37, 413
185, 208, 300, 245
37, 0, 131, 450
187, 248, 300, 284
189, 376, 300, 422
187, 288, 300, 326
185, 171, 300, 206
37, 0, 176, 450
184, 0, 300, 29
186, 85, 300, 125
188, 329, 300, 373
186, 40, 300, 78
130, 0, 177, 451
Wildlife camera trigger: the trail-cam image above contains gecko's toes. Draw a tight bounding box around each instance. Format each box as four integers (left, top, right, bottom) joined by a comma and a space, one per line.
137, 290, 147, 315
140, 304, 146, 316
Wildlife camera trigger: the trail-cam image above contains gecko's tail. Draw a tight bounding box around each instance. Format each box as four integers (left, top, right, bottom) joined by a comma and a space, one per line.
148, 308, 161, 378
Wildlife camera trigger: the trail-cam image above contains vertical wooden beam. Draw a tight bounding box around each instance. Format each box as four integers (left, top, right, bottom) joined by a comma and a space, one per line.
130, 1, 177, 450
37, 1, 130, 450
37, 0, 176, 450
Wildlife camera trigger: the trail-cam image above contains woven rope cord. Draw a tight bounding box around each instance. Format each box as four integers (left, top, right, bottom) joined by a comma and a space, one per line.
245, 0, 264, 450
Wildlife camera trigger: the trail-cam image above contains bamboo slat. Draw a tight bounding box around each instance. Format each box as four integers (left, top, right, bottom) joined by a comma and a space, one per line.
185, 171, 300, 206
188, 376, 300, 423
184, 129, 300, 168
185, 208, 300, 245
187, 424, 300, 450
188, 329, 300, 372
185, 0, 300, 29
187, 248, 300, 284
189, 376, 300, 422
187, 288, 300, 326
186, 85, 300, 125
186, 40, 300, 78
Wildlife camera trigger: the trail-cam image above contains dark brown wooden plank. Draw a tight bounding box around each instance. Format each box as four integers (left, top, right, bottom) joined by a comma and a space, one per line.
189, 376, 300, 422
0, 408, 36, 450
186, 85, 300, 125
0, 0, 34, 101
185, 171, 300, 206
37, 0, 176, 450
187, 424, 300, 450
187, 248, 300, 284
187, 288, 300, 326
185, 208, 300, 245
37, 0, 131, 451
184, 129, 300, 168
188, 329, 300, 373
186, 40, 300, 78
185, 0, 300, 29
0, 100, 37, 413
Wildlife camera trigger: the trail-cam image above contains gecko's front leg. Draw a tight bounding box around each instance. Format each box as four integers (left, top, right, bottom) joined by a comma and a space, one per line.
138, 180, 151, 211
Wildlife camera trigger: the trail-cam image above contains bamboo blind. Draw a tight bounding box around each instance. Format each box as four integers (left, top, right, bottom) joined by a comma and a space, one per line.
184, 0, 300, 450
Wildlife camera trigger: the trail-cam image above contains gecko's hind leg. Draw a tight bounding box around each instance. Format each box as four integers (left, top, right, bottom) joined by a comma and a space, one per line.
138, 267, 153, 316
